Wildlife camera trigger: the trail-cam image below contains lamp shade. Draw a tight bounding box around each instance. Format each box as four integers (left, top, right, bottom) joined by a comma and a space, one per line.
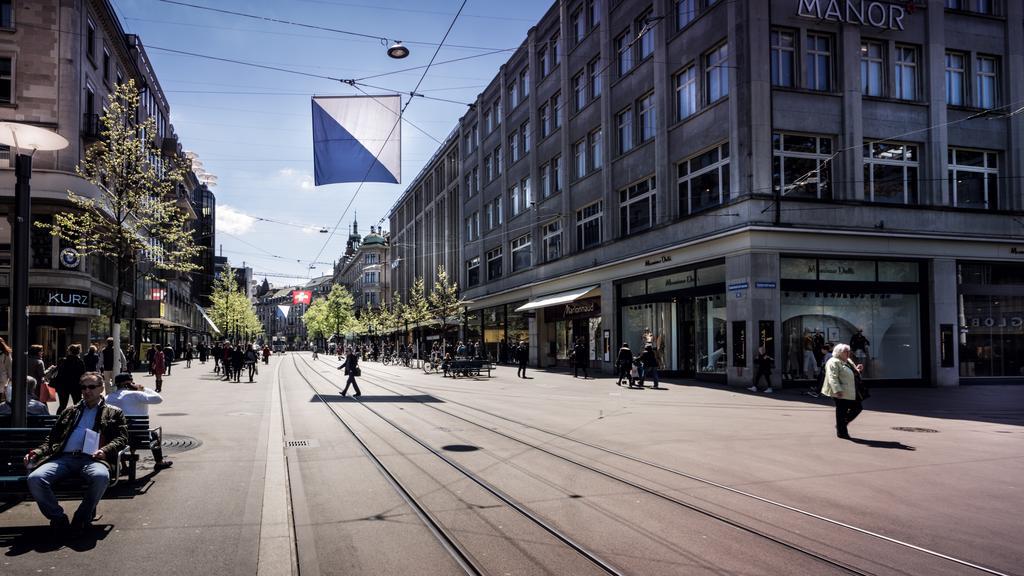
0, 122, 69, 152
387, 42, 409, 59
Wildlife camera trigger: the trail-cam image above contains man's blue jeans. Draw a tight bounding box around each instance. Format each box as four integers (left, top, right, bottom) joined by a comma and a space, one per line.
27, 454, 110, 523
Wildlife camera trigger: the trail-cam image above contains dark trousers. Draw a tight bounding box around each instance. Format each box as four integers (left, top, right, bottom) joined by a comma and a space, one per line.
56, 388, 81, 414
616, 365, 634, 386
753, 371, 772, 391
574, 359, 588, 378
149, 429, 166, 464
248, 363, 257, 381
517, 362, 527, 377
834, 398, 863, 436
165, 361, 171, 375
342, 374, 361, 396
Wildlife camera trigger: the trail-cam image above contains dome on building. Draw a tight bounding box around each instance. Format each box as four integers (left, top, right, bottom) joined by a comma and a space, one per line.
363, 226, 387, 246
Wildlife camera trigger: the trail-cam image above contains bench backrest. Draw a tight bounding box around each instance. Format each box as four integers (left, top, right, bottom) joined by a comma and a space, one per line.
0, 429, 51, 476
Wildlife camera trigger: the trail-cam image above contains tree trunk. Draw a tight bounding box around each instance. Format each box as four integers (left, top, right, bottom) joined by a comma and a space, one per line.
112, 263, 125, 374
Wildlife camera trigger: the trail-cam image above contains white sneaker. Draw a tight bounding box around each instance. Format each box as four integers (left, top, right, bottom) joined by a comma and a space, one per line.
747, 386, 758, 392
764, 388, 774, 394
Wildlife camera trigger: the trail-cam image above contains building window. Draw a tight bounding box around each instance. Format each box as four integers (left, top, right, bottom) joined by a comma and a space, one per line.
615, 32, 632, 76
946, 0, 1002, 15
520, 69, 530, 98
770, 29, 795, 87
572, 72, 586, 113
540, 162, 551, 198
509, 131, 519, 163
521, 121, 531, 152
589, 128, 603, 171
508, 77, 519, 109
551, 33, 560, 66
571, 7, 584, 44
860, 41, 884, 97
484, 108, 493, 133
86, 17, 96, 64
678, 142, 730, 214
772, 133, 833, 199
551, 92, 562, 128
539, 103, 550, 139
675, 65, 696, 120
588, 0, 600, 29
466, 211, 480, 241
552, 154, 563, 193
574, 139, 586, 178
676, 0, 696, 29
976, 55, 998, 109
511, 234, 532, 272
619, 176, 656, 236
496, 196, 503, 224
945, 52, 966, 106
863, 141, 919, 204
363, 271, 379, 284
588, 58, 601, 99
805, 33, 831, 91
510, 183, 521, 217
486, 247, 503, 280
637, 92, 655, 143
486, 199, 496, 229
538, 45, 549, 78
636, 9, 654, 61
616, 107, 634, 154
521, 176, 531, 211
494, 99, 502, 126
495, 145, 503, 174
705, 43, 728, 102
0, 57, 11, 105
466, 257, 480, 287
576, 201, 603, 250
894, 45, 918, 101
484, 154, 493, 182
543, 220, 562, 261
102, 47, 111, 84
949, 148, 999, 209
0, 0, 12, 29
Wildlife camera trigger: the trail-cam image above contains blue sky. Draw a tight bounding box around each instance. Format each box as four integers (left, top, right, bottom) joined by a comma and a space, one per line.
112, 0, 553, 284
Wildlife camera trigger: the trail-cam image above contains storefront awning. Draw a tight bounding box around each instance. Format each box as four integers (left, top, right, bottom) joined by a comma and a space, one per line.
514, 285, 599, 312
196, 305, 221, 334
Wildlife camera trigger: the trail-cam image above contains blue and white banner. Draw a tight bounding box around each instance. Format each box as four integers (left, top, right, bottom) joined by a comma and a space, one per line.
312, 95, 401, 186
277, 305, 291, 319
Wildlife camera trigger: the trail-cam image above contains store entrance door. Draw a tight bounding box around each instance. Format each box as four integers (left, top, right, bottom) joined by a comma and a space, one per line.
36, 326, 68, 366
676, 298, 696, 377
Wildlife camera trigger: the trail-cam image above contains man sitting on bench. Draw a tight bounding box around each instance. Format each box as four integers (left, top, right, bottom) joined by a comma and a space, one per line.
23, 372, 128, 538
105, 373, 172, 469
0, 375, 50, 416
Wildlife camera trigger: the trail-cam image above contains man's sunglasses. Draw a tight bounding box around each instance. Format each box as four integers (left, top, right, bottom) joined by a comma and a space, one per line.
80, 384, 102, 390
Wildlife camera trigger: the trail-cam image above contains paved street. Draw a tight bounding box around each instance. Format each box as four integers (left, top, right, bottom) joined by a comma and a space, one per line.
1, 354, 1022, 575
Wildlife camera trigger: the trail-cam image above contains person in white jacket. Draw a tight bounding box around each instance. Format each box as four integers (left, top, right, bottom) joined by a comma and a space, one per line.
105, 373, 172, 469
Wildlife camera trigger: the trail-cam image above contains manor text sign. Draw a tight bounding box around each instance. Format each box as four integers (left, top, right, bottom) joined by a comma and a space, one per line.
797, 0, 909, 31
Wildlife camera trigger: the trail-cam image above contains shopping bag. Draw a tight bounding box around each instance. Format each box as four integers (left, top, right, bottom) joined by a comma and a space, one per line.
38, 381, 56, 403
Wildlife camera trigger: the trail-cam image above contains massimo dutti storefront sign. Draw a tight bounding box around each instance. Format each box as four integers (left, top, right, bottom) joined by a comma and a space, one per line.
797, 0, 911, 31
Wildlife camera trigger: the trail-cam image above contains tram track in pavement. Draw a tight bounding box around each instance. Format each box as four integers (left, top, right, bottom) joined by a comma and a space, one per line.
328, 357, 1014, 576
288, 354, 626, 576
299, 355, 877, 576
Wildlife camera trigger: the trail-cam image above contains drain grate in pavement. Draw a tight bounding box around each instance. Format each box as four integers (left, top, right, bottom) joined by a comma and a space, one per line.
286, 439, 320, 448
161, 434, 203, 453
157, 412, 189, 416
892, 426, 939, 433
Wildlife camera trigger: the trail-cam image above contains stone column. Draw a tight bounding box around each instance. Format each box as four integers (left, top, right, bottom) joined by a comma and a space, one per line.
600, 279, 616, 374
930, 258, 958, 387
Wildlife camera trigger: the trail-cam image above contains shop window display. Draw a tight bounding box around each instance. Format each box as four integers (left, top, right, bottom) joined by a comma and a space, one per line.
782, 291, 921, 380
622, 302, 675, 371
958, 262, 1024, 378
695, 294, 727, 374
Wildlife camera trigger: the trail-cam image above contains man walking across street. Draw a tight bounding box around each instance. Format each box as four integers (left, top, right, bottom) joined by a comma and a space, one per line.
24, 372, 128, 538
516, 340, 529, 378
572, 337, 589, 379
748, 346, 775, 394
337, 347, 362, 397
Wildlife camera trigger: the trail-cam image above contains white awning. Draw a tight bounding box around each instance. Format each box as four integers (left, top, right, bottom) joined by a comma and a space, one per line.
514, 285, 599, 312
196, 305, 221, 334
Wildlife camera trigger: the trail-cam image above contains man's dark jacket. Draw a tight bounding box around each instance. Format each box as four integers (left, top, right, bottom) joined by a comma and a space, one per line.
29, 399, 129, 472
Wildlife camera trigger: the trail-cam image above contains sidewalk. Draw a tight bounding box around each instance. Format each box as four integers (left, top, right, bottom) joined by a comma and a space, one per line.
0, 359, 273, 576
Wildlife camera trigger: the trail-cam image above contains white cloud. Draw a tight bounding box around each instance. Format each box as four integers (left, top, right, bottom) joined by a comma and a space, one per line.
277, 167, 315, 191
217, 204, 256, 235
278, 168, 296, 177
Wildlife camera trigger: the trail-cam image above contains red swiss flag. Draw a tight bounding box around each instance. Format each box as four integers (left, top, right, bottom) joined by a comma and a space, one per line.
292, 290, 312, 305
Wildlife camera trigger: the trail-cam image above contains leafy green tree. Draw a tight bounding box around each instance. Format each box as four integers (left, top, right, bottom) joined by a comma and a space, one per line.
429, 265, 462, 349
321, 285, 357, 342
37, 79, 200, 368
208, 263, 262, 341
302, 299, 329, 344
404, 277, 433, 355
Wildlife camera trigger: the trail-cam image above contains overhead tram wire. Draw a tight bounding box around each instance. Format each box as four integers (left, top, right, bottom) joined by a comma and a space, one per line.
156, 0, 509, 52
308, 0, 471, 272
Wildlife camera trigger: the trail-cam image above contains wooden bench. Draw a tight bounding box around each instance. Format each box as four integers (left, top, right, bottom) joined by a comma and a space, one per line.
444, 359, 493, 378
0, 428, 124, 501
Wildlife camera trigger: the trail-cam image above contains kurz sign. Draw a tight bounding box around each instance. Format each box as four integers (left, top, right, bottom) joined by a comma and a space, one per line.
797, 0, 909, 31
30, 287, 91, 308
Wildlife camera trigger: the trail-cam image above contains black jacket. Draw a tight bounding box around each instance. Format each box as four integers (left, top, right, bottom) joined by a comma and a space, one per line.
340, 353, 359, 376
639, 349, 659, 369
30, 399, 128, 472
616, 347, 634, 368
83, 351, 100, 372
754, 352, 774, 373
54, 355, 86, 392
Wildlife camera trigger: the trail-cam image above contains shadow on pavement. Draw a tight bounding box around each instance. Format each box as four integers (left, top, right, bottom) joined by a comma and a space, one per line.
848, 437, 917, 450
1, 523, 112, 555
312, 394, 442, 403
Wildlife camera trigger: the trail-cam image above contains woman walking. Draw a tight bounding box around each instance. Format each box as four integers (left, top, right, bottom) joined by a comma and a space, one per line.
151, 345, 166, 393
184, 343, 194, 368
615, 343, 636, 388
337, 347, 362, 397
821, 343, 863, 439
54, 344, 86, 414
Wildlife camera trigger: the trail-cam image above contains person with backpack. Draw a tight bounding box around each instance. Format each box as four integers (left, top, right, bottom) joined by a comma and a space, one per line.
53, 344, 86, 414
